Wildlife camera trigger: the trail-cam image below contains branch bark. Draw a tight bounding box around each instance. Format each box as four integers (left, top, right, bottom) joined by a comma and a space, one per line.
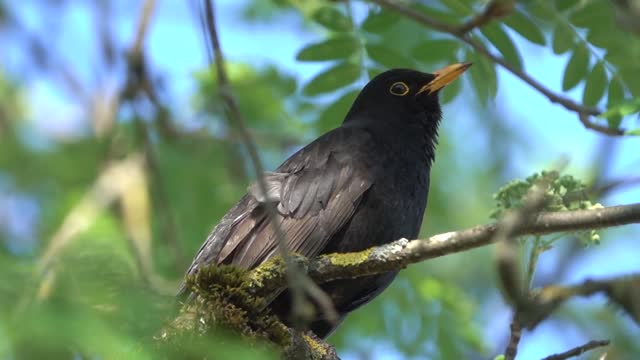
247, 203, 640, 296
170, 203, 639, 358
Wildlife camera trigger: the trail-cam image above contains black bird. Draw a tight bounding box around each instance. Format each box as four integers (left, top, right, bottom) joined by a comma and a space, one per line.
178, 63, 471, 338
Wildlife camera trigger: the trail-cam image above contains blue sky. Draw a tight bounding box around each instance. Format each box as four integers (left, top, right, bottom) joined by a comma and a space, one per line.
3, 0, 639, 359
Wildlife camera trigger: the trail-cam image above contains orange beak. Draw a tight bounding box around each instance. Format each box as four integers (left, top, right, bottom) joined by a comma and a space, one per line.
416, 62, 472, 95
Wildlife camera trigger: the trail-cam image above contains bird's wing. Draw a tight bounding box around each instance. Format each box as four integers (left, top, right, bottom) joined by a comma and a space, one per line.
178, 132, 372, 295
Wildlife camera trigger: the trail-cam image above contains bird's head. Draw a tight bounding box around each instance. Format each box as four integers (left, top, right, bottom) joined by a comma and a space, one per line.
343, 63, 471, 128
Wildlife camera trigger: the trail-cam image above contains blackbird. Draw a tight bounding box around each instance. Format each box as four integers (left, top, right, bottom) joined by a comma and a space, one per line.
178, 63, 471, 338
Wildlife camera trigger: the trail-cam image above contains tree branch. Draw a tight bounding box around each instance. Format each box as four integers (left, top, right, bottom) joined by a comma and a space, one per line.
521, 273, 640, 329
369, 0, 625, 136
169, 203, 639, 358
540, 339, 609, 360
199, 0, 337, 328
248, 203, 640, 296
503, 318, 522, 360
455, 0, 514, 34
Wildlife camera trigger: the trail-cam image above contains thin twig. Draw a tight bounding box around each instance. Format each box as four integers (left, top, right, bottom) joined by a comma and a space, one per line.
494, 170, 558, 307
200, 0, 337, 326
593, 176, 640, 197
540, 339, 610, 360
131, 0, 157, 56
455, 0, 514, 34
526, 274, 640, 328
123, 0, 189, 272
504, 318, 522, 360
369, 0, 625, 136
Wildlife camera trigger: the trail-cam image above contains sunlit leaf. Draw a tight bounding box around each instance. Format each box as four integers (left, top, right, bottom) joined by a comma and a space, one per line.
552, 23, 574, 54
626, 128, 640, 136
599, 99, 640, 129
481, 24, 523, 70
582, 61, 607, 106
562, 44, 590, 91
302, 62, 361, 96
606, 78, 626, 128
504, 11, 546, 46
296, 35, 360, 62
311, 6, 351, 32
365, 43, 415, 69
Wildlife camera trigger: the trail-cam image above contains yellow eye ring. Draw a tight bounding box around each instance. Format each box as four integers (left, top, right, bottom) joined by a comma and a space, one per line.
389, 82, 410, 96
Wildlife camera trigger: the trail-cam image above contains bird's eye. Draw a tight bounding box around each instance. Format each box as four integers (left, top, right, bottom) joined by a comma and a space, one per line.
389, 82, 410, 96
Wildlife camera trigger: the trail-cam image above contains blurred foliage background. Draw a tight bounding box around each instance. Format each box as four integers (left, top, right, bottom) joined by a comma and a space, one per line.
1, 0, 640, 359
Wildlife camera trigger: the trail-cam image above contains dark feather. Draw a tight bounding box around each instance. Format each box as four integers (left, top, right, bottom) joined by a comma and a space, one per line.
177, 127, 373, 296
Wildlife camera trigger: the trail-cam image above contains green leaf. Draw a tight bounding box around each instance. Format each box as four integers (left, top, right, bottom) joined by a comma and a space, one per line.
296, 35, 360, 62
569, 1, 608, 28
361, 10, 400, 33
440, 0, 474, 15
415, 3, 460, 24
504, 11, 546, 46
607, 77, 625, 107
302, 62, 360, 96
410, 39, 459, 65
599, 99, 640, 128
586, 26, 622, 50
604, 47, 639, 69
606, 113, 622, 129
466, 48, 497, 103
582, 61, 607, 106
555, 0, 580, 11
481, 24, 523, 70
625, 128, 640, 136
552, 23, 574, 54
562, 45, 590, 91
528, 1, 556, 19
619, 66, 640, 96
315, 90, 359, 133
606, 78, 625, 128
311, 6, 351, 32
367, 67, 385, 79
440, 74, 462, 104
365, 43, 415, 69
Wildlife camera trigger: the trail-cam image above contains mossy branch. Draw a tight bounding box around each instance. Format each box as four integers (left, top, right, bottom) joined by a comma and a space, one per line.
247, 203, 640, 295
159, 264, 340, 360
161, 203, 639, 359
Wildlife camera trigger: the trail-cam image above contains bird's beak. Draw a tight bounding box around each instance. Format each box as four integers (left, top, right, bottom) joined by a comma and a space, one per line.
417, 62, 472, 95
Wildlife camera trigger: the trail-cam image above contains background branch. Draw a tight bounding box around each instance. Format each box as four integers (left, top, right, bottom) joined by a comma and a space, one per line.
540, 339, 610, 360
370, 0, 624, 136
170, 203, 640, 357
199, 0, 337, 328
